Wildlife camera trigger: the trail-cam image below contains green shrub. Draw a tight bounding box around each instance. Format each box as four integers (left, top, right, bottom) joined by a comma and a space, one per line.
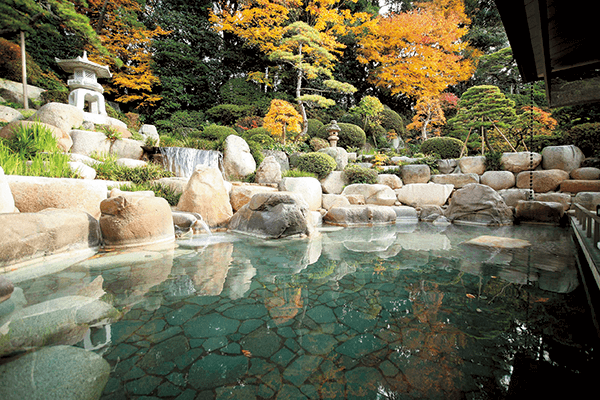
420, 137, 464, 159
297, 152, 336, 178
283, 169, 317, 178
379, 108, 405, 136
563, 123, 600, 157
154, 110, 205, 135
119, 182, 182, 206
343, 164, 378, 184
310, 137, 330, 151
366, 122, 389, 148
306, 118, 324, 138
206, 104, 255, 126
485, 151, 503, 171
247, 140, 265, 166
159, 135, 185, 147
248, 133, 275, 147
5, 122, 61, 158
90, 154, 173, 183
315, 122, 366, 150
339, 113, 364, 129
245, 127, 270, 138
181, 137, 219, 150
526, 134, 564, 153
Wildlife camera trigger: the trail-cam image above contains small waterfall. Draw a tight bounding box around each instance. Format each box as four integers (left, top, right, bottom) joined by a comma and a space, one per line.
160, 147, 223, 178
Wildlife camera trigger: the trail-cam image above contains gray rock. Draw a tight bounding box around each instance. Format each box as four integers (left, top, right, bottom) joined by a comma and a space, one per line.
445, 183, 513, 225
0, 105, 23, 123
0, 276, 14, 303
110, 138, 144, 160
498, 188, 534, 208
437, 159, 458, 174
70, 129, 111, 156
255, 156, 282, 184
516, 169, 570, 193
535, 192, 572, 211
401, 164, 430, 184
139, 124, 159, 145
570, 167, 600, 180
395, 183, 454, 207
318, 147, 348, 171
263, 150, 290, 172
501, 151, 542, 173
279, 177, 323, 211
68, 161, 97, 179
573, 192, 600, 211
431, 173, 479, 188
229, 184, 278, 212
228, 192, 315, 238
458, 156, 486, 175
542, 145, 585, 172
322, 194, 351, 210
377, 173, 403, 189
223, 135, 256, 180
480, 170, 515, 190
31, 102, 84, 134
320, 171, 348, 194
0, 345, 110, 400
324, 205, 397, 226
342, 183, 397, 206
419, 205, 444, 221
391, 205, 418, 222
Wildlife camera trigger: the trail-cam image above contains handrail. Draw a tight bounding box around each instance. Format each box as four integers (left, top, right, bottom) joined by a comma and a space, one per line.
573, 203, 600, 248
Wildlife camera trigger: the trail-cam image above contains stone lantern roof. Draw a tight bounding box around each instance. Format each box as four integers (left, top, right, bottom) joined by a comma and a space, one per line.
55, 51, 112, 79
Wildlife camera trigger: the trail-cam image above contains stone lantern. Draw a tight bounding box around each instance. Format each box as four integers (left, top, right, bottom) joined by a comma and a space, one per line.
55, 51, 112, 125
327, 120, 341, 148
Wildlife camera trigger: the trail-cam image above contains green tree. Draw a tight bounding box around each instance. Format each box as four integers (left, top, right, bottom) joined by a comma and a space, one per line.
448, 85, 517, 153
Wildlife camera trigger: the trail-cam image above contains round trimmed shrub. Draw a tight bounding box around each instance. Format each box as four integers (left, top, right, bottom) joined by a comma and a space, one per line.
248, 133, 275, 147
420, 137, 464, 159
343, 164, 378, 184
310, 137, 329, 151
379, 108, 405, 135
297, 152, 337, 178
307, 119, 324, 138
315, 122, 366, 149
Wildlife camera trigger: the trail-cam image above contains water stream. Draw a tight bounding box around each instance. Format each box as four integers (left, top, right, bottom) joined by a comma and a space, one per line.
160, 147, 222, 178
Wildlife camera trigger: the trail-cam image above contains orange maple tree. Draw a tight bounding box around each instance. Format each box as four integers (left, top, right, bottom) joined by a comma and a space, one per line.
78, 0, 168, 109
357, 0, 478, 102
263, 99, 303, 144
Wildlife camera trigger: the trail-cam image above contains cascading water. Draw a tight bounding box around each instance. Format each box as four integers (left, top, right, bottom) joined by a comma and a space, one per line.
159, 147, 223, 178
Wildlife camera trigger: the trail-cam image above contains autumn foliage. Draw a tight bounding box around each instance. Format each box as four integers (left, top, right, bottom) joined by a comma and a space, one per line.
263, 99, 303, 144
358, 0, 478, 101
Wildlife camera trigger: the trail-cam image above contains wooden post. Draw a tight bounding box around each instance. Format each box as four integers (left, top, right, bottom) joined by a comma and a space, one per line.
20, 31, 29, 110
459, 127, 473, 158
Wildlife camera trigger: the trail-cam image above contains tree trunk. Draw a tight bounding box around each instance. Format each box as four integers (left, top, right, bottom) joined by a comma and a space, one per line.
20, 31, 28, 111
296, 44, 308, 137
96, 0, 110, 34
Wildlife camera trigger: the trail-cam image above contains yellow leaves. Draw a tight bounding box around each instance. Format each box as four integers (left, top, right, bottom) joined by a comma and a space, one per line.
358, 0, 477, 102
264, 99, 303, 143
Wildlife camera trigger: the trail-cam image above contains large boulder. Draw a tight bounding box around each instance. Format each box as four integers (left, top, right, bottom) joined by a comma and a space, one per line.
0, 105, 23, 123
324, 205, 397, 226
228, 192, 315, 238
401, 164, 430, 184
515, 200, 564, 224
0, 78, 45, 105
535, 192, 572, 211
68, 161, 96, 179
0, 209, 101, 267
229, 184, 278, 212
139, 124, 159, 145
70, 129, 111, 156
0, 345, 110, 399
430, 173, 479, 189
110, 138, 144, 160
542, 145, 585, 172
500, 152, 542, 173
100, 195, 175, 248
223, 135, 256, 180
497, 188, 533, 208
31, 102, 84, 135
1, 120, 72, 152
480, 170, 516, 190
560, 180, 600, 193
342, 183, 397, 206
378, 174, 403, 189
322, 194, 351, 210
318, 147, 348, 171
0, 167, 16, 213
445, 183, 513, 225
437, 159, 458, 174
570, 167, 600, 180
573, 192, 600, 211
320, 171, 348, 194
278, 177, 322, 211
262, 150, 289, 172
177, 166, 233, 227
516, 169, 570, 193
395, 183, 454, 207
255, 156, 282, 184
458, 156, 486, 175
7, 175, 108, 219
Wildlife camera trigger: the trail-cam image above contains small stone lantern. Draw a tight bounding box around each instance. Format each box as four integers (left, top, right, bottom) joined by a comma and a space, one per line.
55, 51, 112, 123
327, 120, 341, 148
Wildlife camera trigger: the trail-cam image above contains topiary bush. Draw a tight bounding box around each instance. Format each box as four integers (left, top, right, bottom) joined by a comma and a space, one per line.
201, 124, 238, 150
306, 118, 324, 138
563, 123, 600, 157
297, 152, 337, 178
248, 133, 275, 148
315, 122, 366, 150
310, 137, 329, 151
420, 137, 464, 159
379, 108, 405, 136
343, 164, 378, 184
206, 104, 255, 126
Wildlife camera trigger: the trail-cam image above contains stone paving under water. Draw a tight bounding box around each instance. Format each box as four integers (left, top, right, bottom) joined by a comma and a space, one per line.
2, 223, 599, 399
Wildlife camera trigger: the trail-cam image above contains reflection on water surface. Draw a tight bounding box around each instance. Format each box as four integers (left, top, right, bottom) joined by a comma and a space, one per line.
1, 223, 598, 399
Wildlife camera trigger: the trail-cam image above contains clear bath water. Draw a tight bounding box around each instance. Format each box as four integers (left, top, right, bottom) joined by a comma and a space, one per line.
2, 223, 599, 399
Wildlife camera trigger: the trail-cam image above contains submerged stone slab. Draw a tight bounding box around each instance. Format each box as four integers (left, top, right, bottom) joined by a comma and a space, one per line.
0, 345, 110, 400
188, 354, 249, 390
515, 200, 565, 223
462, 235, 531, 249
